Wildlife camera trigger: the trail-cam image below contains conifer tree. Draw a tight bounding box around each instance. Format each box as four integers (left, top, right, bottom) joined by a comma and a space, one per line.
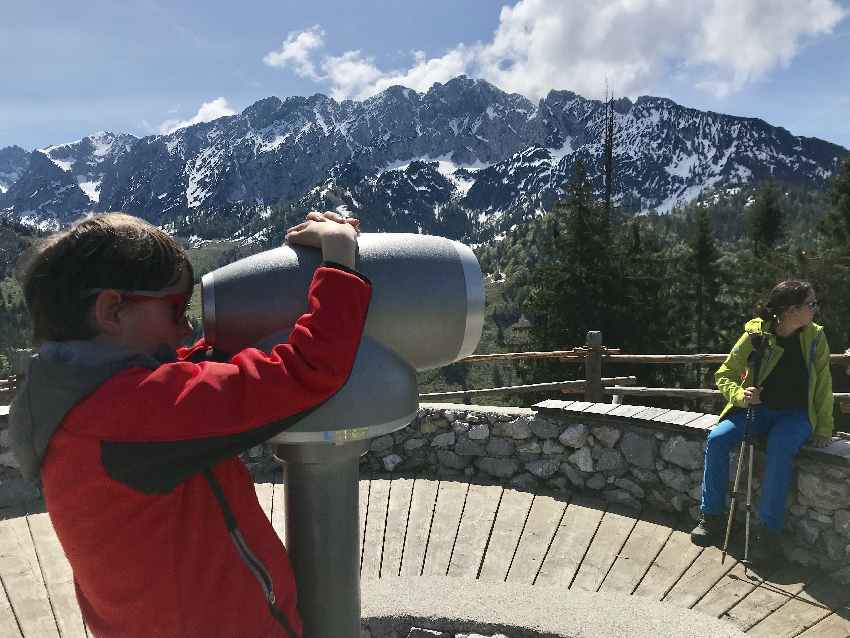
820, 157, 850, 243
686, 207, 722, 351
526, 159, 614, 352
748, 180, 785, 257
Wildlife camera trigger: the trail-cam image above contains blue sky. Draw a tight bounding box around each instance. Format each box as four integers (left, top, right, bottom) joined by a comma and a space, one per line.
2, 0, 849, 151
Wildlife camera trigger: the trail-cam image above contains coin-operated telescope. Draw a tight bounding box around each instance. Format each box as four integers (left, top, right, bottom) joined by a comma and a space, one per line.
201, 234, 484, 638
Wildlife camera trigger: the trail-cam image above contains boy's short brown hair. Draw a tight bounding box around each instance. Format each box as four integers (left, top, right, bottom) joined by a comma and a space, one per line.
17, 213, 193, 344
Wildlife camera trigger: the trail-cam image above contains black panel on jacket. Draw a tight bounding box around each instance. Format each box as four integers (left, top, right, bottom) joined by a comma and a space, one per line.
100, 407, 317, 494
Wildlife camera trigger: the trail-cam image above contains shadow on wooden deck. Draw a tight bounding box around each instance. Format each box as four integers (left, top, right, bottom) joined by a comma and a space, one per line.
1, 479, 848, 637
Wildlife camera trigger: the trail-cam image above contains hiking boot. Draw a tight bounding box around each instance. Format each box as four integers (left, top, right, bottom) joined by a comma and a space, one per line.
748, 526, 783, 564
690, 513, 724, 547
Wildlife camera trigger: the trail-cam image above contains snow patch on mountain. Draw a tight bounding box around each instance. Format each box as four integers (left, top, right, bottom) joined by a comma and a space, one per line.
185, 145, 222, 208
40, 149, 74, 173
79, 180, 102, 203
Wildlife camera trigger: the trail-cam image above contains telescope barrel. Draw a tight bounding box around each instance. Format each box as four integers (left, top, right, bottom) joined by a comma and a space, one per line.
201, 233, 484, 370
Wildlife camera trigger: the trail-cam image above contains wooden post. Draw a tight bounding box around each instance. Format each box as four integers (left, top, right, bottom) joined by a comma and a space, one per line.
585, 331, 603, 403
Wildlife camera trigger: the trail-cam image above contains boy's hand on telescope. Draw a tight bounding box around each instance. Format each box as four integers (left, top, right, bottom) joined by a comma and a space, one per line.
305, 210, 360, 230
742, 386, 762, 406
285, 211, 359, 269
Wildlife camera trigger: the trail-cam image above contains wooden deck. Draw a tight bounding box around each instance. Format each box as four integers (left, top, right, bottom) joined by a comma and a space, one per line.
1, 479, 848, 637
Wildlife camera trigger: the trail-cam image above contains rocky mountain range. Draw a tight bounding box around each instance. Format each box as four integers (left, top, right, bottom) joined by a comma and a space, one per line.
1, 76, 847, 240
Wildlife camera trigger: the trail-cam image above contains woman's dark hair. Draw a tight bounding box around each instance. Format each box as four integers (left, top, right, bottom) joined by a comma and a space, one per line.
17, 212, 194, 344
756, 280, 814, 323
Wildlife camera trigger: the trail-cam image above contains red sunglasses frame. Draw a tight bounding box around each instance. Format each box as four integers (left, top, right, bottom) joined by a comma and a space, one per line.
119, 291, 191, 323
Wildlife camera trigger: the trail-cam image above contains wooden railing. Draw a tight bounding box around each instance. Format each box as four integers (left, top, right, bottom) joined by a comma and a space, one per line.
4, 334, 850, 409
424, 331, 850, 408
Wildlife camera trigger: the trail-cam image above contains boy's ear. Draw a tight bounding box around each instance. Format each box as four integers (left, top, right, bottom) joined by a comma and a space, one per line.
93, 290, 125, 336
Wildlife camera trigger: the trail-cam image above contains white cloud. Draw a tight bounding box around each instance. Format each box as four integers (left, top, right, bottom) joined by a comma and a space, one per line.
263, 0, 848, 101
159, 98, 237, 135
320, 51, 385, 101
690, 0, 848, 96
263, 26, 326, 81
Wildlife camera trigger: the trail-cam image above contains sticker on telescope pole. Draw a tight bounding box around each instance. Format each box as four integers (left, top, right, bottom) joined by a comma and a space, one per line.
326, 428, 369, 444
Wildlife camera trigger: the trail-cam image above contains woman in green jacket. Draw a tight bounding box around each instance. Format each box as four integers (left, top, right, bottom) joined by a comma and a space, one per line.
690, 280, 833, 559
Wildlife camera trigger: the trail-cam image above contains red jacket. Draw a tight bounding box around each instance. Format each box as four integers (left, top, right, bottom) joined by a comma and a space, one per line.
36, 265, 371, 637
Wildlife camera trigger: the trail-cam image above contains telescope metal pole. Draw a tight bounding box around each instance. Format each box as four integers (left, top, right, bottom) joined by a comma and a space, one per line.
275, 440, 369, 638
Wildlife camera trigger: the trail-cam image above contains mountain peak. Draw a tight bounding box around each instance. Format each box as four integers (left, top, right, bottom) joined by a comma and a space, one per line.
1, 75, 847, 236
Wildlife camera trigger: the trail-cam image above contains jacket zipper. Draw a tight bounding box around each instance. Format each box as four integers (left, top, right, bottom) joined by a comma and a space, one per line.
230, 528, 276, 604
204, 469, 296, 637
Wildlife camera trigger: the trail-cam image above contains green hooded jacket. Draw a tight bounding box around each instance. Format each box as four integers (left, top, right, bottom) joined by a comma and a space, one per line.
716, 318, 834, 438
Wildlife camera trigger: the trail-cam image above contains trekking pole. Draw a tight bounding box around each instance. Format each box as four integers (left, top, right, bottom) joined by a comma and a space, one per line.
721, 429, 746, 565
721, 409, 754, 566
721, 335, 767, 569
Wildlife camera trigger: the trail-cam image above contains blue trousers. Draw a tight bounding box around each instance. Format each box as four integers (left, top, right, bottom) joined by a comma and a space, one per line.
700, 406, 811, 530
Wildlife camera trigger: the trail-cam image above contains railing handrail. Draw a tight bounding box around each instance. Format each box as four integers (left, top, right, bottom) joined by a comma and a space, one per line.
420, 376, 636, 400
459, 351, 850, 365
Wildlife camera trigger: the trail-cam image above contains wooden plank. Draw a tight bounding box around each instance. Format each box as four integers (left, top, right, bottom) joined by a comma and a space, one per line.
506, 494, 566, 585
477, 489, 534, 582
399, 480, 438, 577
422, 481, 468, 577
599, 518, 672, 595
254, 483, 273, 521
687, 414, 720, 430
446, 484, 502, 579
632, 407, 670, 421
563, 401, 594, 412
662, 545, 737, 608
748, 575, 848, 638
692, 560, 778, 618
570, 507, 638, 592
632, 529, 702, 600
26, 514, 86, 638
608, 404, 651, 418
360, 479, 391, 580
380, 478, 414, 578
653, 410, 704, 425
533, 400, 574, 411
359, 479, 370, 565
535, 497, 605, 587
0, 517, 60, 637
583, 403, 619, 415
722, 564, 813, 630
0, 574, 24, 638
796, 611, 850, 638
271, 484, 287, 546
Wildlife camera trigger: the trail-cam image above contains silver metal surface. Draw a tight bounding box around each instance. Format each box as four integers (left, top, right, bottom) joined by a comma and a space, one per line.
270, 412, 418, 445
200, 272, 216, 345
277, 441, 367, 638
454, 240, 485, 360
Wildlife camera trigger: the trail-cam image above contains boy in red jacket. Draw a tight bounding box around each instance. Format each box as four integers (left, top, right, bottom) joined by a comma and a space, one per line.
9, 210, 371, 638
